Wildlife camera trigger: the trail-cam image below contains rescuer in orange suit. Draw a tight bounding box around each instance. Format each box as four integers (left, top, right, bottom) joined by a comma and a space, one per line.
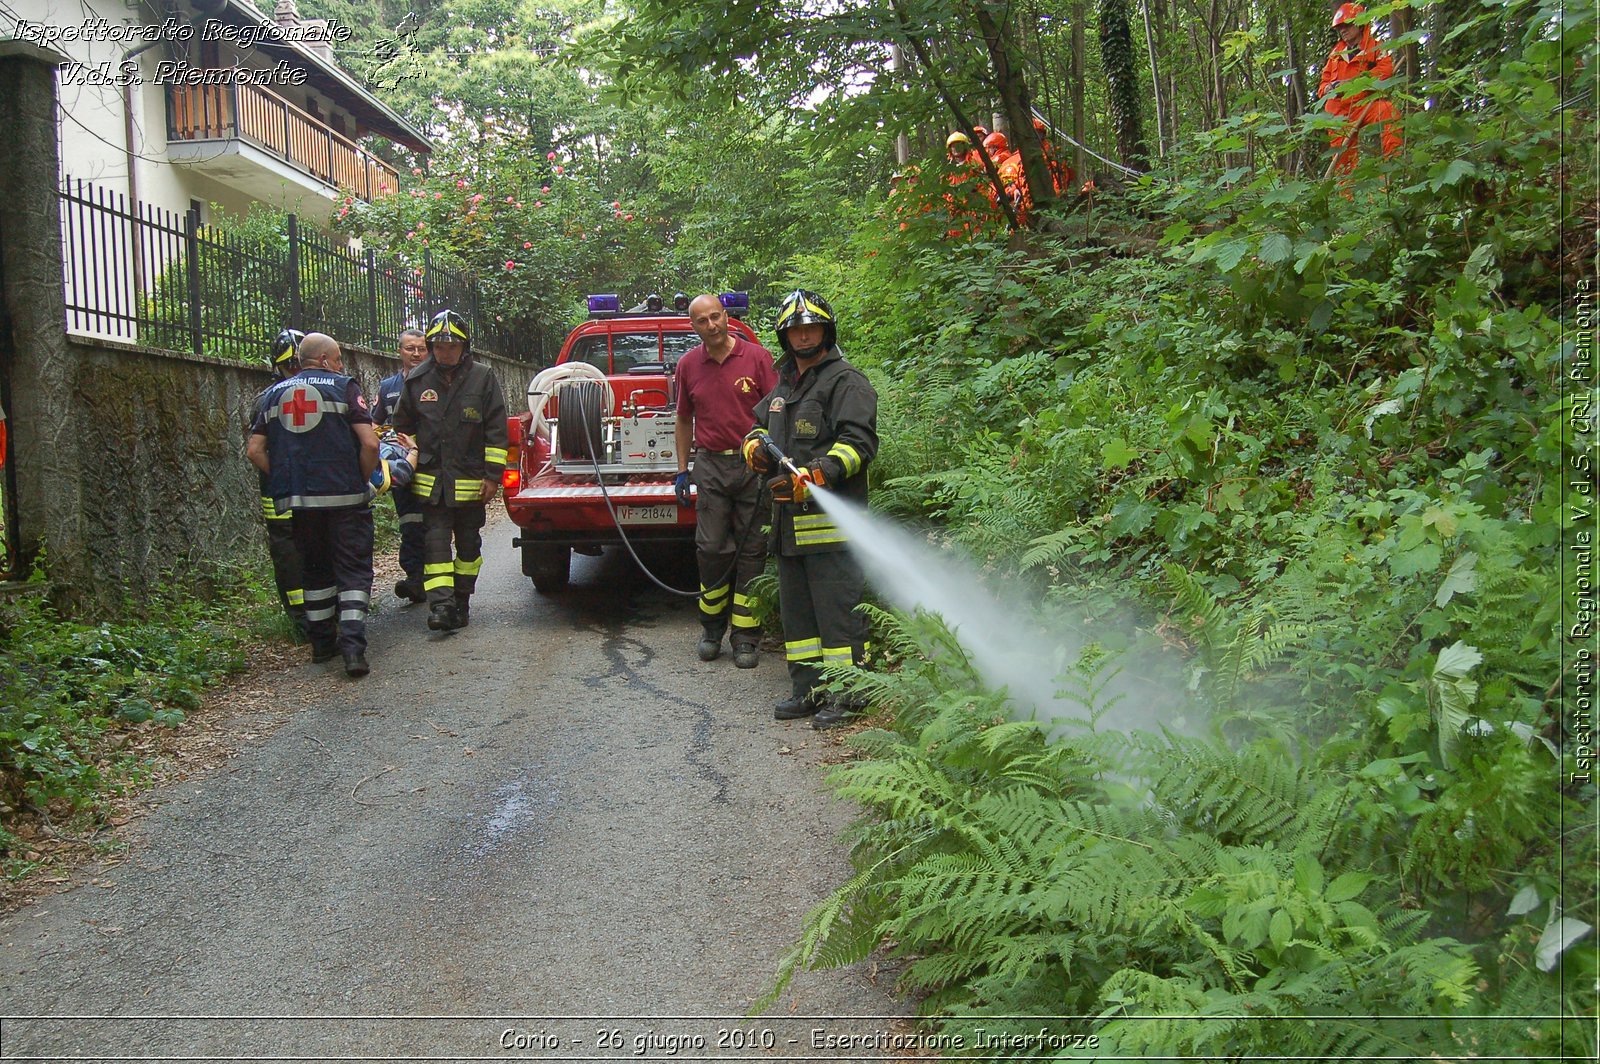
1319, 2, 1403, 175
979, 130, 1012, 214
942, 131, 983, 236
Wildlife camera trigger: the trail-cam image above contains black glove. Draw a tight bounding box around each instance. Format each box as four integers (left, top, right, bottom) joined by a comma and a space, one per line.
673, 470, 692, 507
768, 468, 817, 504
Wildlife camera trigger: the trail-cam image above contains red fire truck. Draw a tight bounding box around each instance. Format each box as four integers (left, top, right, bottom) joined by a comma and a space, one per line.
503, 292, 760, 593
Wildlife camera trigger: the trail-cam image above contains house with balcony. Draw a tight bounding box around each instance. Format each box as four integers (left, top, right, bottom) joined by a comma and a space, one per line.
4, 0, 432, 345
16, 0, 428, 226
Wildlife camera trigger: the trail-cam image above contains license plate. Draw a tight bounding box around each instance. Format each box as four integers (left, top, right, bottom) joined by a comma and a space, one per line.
616, 504, 678, 525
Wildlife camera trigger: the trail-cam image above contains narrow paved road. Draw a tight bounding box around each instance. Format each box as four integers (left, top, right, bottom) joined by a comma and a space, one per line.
0, 514, 908, 1061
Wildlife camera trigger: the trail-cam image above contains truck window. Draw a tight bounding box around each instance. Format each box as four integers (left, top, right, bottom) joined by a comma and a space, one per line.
662, 333, 699, 366
611, 333, 661, 373
570, 336, 609, 373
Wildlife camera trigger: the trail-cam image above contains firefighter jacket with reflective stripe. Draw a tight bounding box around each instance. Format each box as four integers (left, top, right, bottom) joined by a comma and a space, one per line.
254, 370, 372, 511
753, 349, 878, 556
390, 355, 509, 507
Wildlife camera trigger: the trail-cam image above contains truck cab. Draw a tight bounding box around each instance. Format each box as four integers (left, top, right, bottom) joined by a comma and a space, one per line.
503, 292, 762, 593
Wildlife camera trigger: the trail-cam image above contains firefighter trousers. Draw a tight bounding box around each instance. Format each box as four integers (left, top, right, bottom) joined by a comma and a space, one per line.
421, 503, 486, 609
692, 451, 767, 645
393, 488, 425, 582
776, 548, 869, 700
292, 506, 374, 657
263, 500, 307, 637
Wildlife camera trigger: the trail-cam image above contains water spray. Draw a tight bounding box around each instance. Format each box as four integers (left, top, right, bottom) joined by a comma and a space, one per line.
791, 489, 1193, 736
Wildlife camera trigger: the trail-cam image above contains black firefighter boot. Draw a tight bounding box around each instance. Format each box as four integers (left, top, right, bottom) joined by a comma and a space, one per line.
427, 601, 460, 632
732, 640, 760, 669
773, 690, 821, 721
813, 694, 865, 730
453, 590, 472, 628
697, 623, 724, 662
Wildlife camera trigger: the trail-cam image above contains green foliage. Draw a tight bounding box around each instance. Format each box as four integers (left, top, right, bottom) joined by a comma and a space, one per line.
0, 568, 270, 857
745, 0, 1592, 1047
766, 613, 1588, 1055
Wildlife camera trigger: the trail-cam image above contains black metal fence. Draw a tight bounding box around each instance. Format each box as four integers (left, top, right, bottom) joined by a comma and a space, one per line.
58, 178, 543, 362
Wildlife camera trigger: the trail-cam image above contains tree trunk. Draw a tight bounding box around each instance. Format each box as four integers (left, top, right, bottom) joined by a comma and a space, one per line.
1071, 0, 1087, 177
889, 43, 911, 165
971, 3, 1058, 216
1141, 0, 1166, 157
1098, 0, 1149, 169
1390, 3, 1421, 84
1282, 1, 1308, 174
1188, 21, 1214, 128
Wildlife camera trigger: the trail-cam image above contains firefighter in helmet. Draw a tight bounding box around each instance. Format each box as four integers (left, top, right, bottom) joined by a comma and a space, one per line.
946, 131, 973, 165
743, 290, 878, 729
1319, 2, 1403, 174
390, 309, 509, 632
253, 328, 309, 637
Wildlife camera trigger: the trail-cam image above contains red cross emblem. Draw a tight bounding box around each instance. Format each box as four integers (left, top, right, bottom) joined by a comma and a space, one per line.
278, 387, 322, 433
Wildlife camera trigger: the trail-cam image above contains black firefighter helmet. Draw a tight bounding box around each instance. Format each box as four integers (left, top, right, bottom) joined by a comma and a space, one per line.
425, 309, 471, 354
269, 328, 305, 375
773, 289, 836, 359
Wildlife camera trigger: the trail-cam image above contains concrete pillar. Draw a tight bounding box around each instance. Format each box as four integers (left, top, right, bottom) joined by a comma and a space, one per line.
0, 52, 91, 604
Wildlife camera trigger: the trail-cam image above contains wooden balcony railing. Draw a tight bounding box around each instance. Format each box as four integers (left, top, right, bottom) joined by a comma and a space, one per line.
167, 81, 400, 201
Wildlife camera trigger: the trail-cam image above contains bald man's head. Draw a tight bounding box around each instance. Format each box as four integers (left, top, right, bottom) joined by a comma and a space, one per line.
688, 294, 730, 348
299, 332, 344, 373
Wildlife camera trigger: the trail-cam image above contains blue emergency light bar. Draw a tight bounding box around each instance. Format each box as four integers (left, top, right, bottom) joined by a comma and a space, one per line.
586, 291, 749, 319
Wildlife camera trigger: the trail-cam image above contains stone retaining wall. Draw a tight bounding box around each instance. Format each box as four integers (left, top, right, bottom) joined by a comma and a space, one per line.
64, 334, 532, 593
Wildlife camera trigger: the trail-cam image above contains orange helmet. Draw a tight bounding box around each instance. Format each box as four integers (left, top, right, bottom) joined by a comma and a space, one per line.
1332, 2, 1364, 27
1032, 117, 1047, 134
982, 131, 1010, 155
972, 125, 989, 141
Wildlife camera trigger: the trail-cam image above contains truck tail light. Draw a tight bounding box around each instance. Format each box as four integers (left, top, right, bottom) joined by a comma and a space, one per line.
503, 467, 521, 492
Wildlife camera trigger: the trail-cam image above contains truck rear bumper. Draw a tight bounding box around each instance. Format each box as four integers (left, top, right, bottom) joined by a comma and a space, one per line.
505, 480, 696, 544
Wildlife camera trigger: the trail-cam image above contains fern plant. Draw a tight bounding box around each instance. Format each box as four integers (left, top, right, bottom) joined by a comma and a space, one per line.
759, 607, 1505, 1057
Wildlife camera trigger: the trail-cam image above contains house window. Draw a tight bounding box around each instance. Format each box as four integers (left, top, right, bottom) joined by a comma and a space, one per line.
306, 97, 321, 121
189, 199, 206, 224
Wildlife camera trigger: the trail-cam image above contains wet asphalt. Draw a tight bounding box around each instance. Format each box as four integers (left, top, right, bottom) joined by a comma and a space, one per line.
0, 513, 908, 1062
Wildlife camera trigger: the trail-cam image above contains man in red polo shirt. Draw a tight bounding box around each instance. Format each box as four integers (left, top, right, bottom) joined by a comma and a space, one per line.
674, 293, 779, 668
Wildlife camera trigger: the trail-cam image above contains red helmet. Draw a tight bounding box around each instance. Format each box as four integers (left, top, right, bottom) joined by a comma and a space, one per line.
1332, 2, 1364, 27
982, 131, 1010, 155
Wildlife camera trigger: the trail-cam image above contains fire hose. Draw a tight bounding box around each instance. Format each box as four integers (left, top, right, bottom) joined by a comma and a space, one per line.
566, 389, 775, 601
